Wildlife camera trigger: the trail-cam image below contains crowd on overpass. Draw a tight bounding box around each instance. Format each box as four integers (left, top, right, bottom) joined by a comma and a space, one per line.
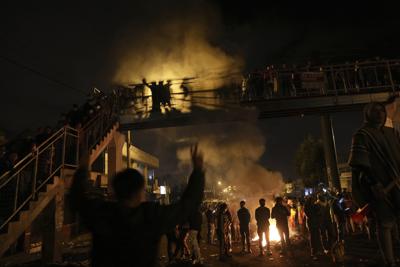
0, 89, 112, 176
0, 89, 115, 227
242, 58, 400, 101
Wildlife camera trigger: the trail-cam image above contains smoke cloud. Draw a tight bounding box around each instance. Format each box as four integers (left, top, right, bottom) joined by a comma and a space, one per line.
176, 123, 285, 208
112, 0, 242, 90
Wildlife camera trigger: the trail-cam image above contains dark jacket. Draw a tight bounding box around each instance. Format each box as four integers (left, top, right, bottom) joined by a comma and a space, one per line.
255, 206, 270, 227
237, 207, 251, 227
189, 210, 203, 231
271, 203, 290, 227
70, 167, 205, 267
304, 197, 320, 228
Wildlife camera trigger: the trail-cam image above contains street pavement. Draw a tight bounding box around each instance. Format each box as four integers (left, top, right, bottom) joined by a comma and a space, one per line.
166, 237, 342, 267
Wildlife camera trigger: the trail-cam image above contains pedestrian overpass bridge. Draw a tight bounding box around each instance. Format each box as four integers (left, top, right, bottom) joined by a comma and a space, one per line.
119, 59, 400, 130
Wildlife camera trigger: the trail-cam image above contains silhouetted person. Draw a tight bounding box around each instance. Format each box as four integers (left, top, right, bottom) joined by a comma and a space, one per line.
316, 194, 335, 253
304, 194, 323, 259
332, 192, 346, 242
180, 78, 190, 98
237, 200, 251, 253
217, 202, 232, 260
70, 145, 205, 267
271, 196, 291, 254
205, 205, 216, 244
161, 80, 172, 108
255, 198, 271, 256
142, 78, 161, 112
349, 102, 400, 267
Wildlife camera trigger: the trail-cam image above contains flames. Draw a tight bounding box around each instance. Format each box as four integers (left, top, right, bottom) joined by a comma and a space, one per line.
251, 219, 281, 247
269, 219, 281, 242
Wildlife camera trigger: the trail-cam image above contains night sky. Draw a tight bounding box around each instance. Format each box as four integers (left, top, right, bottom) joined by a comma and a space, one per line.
1, 1, 399, 181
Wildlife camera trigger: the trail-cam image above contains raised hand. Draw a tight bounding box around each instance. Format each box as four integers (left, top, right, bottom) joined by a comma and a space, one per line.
190, 143, 204, 171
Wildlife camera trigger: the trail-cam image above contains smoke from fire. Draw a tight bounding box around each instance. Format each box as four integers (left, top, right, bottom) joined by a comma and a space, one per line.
112, 0, 242, 91
176, 122, 285, 211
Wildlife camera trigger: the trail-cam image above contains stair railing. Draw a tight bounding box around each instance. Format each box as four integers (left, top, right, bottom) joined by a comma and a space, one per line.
0, 96, 118, 232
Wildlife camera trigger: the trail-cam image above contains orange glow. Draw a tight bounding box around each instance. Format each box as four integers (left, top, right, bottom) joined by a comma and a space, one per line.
252, 219, 281, 247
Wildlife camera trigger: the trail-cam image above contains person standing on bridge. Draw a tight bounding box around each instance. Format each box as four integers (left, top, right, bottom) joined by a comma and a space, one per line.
349, 102, 400, 267
237, 200, 252, 254
255, 198, 271, 256
142, 78, 161, 113
70, 145, 205, 267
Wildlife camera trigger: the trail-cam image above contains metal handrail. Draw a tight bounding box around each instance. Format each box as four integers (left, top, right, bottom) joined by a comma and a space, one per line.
0, 99, 118, 232
241, 59, 400, 101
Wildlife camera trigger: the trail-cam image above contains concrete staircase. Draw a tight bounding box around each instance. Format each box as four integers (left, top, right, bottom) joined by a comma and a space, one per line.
0, 122, 120, 258
89, 122, 119, 165
0, 177, 62, 256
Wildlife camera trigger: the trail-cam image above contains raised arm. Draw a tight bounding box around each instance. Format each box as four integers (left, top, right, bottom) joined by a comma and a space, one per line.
155, 145, 205, 234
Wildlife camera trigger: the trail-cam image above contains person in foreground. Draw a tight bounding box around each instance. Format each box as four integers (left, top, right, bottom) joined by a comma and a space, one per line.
350, 102, 400, 267
70, 145, 205, 267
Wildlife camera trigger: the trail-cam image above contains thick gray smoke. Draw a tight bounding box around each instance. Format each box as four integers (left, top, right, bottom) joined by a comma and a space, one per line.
175, 123, 285, 207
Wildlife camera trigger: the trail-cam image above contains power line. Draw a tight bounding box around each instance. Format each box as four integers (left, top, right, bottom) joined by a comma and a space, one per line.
0, 54, 86, 96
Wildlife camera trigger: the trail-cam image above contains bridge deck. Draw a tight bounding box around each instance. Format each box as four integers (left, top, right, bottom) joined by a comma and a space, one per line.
119, 91, 393, 130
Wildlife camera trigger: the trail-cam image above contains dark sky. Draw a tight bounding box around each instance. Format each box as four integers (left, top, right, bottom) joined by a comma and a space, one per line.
1, 1, 399, 180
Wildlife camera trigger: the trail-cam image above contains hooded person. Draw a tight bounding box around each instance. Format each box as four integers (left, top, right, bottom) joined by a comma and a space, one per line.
349, 102, 400, 267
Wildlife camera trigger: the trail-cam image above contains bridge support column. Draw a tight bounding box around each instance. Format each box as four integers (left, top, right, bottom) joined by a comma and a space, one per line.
320, 114, 341, 190
126, 130, 132, 168
42, 183, 64, 263
107, 131, 126, 193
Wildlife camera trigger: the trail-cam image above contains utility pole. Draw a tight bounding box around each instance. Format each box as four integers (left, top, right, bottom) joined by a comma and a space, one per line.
320, 114, 341, 190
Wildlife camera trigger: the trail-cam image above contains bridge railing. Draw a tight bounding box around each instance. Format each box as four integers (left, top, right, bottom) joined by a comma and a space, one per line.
241, 59, 400, 101
0, 96, 118, 232
0, 126, 79, 231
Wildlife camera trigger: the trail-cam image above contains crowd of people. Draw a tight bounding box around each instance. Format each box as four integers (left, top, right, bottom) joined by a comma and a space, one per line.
242, 58, 400, 101
201, 189, 352, 263
0, 89, 113, 176
0, 89, 115, 226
